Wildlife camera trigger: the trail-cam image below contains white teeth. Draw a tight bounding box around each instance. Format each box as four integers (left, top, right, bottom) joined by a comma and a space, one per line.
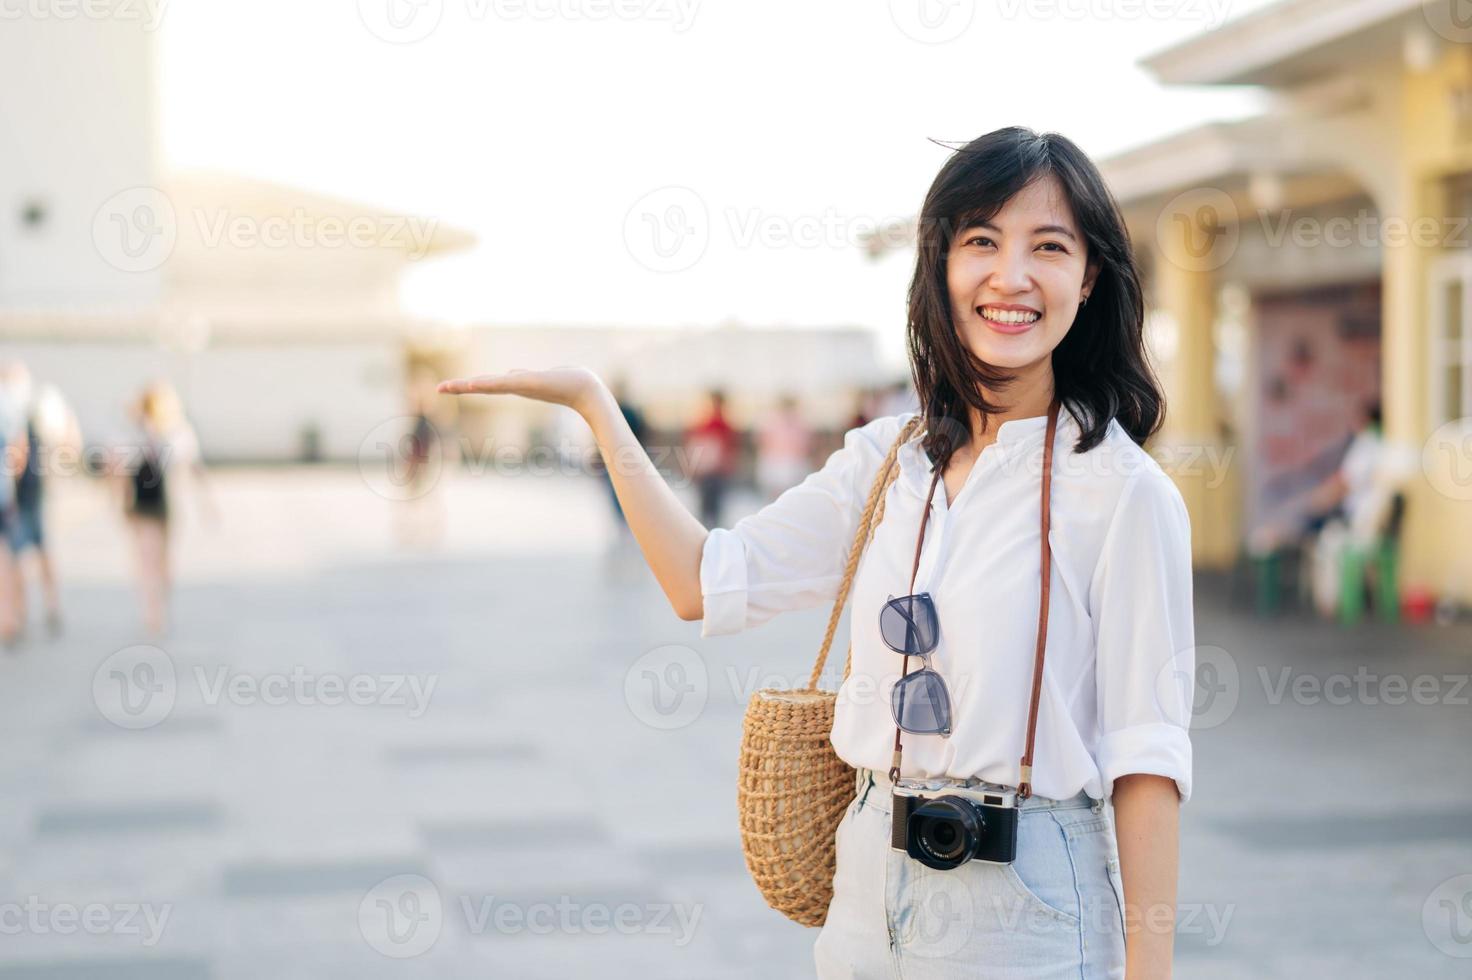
981, 307, 1040, 324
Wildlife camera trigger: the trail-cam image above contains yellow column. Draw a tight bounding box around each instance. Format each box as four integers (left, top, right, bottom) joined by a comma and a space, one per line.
1151, 247, 1237, 570
1382, 167, 1472, 603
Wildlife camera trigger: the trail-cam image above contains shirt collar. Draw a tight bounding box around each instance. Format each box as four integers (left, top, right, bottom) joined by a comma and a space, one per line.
894, 405, 1081, 502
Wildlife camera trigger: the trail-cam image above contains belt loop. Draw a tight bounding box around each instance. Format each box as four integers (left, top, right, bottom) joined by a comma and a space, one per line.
856, 768, 874, 810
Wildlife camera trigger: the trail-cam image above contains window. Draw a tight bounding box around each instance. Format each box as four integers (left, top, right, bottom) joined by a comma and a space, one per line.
1430, 255, 1472, 427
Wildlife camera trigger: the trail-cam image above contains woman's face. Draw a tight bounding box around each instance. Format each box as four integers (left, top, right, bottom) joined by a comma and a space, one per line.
945, 175, 1098, 373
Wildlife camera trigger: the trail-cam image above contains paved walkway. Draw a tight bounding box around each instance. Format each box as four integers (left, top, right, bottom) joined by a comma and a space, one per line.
0, 468, 1468, 978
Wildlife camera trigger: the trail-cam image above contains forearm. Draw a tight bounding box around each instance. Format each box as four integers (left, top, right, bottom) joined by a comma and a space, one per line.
1113, 774, 1181, 980
581, 385, 710, 619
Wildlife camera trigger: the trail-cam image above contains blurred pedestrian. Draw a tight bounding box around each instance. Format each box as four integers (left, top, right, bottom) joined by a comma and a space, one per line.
0, 368, 23, 650
394, 386, 447, 549
754, 394, 813, 502
604, 376, 649, 533
683, 389, 739, 528
2, 362, 64, 638
116, 381, 212, 638
845, 389, 873, 431
1302, 401, 1402, 617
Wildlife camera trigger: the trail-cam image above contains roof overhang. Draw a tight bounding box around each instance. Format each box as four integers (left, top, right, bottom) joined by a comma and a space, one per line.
1100, 106, 1369, 212
1141, 0, 1427, 87
166, 171, 478, 257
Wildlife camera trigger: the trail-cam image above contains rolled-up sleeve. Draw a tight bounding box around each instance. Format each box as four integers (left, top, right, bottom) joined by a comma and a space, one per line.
697, 416, 900, 639
1090, 470, 1195, 804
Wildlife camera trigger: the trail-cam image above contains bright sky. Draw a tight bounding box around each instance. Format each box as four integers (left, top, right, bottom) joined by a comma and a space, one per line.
158, 0, 1277, 367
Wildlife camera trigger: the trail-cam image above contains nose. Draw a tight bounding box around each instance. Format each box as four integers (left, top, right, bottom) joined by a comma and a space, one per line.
986, 244, 1033, 294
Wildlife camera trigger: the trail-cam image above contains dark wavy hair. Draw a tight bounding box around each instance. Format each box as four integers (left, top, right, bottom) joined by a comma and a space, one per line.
906, 126, 1164, 469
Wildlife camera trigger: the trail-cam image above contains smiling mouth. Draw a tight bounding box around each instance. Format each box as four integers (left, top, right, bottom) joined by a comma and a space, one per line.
978, 306, 1042, 329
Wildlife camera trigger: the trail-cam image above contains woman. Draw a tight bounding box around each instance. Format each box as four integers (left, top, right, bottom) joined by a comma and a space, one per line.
755, 394, 815, 503
439, 127, 1193, 978
0, 390, 20, 650
3, 361, 74, 639
116, 382, 210, 638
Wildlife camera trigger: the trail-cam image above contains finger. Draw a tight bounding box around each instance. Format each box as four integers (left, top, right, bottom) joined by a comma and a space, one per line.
438, 376, 505, 395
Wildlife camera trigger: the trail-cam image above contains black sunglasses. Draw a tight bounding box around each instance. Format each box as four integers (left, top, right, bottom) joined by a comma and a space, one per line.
880, 592, 952, 737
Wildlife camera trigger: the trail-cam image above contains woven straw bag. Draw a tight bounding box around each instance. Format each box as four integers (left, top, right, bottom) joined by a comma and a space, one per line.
736, 415, 923, 927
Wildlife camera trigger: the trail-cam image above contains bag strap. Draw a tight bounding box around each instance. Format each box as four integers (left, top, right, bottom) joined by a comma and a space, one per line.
805, 415, 924, 691
1017, 397, 1061, 799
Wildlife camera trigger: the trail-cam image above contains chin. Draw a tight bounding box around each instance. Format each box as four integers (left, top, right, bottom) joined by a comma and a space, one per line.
960, 333, 1044, 370
978, 347, 1038, 369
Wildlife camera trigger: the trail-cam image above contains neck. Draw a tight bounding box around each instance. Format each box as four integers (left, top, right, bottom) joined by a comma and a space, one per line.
964, 369, 1056, 449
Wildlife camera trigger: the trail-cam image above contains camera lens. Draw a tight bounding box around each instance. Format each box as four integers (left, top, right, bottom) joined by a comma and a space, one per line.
930, 821, 959, 852
911, 796, 984, 870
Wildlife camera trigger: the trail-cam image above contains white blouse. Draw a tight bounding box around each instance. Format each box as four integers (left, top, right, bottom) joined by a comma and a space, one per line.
698, 406, 1195, 804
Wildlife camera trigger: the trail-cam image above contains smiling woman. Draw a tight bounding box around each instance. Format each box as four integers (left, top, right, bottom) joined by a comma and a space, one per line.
438, 126, 1191, 980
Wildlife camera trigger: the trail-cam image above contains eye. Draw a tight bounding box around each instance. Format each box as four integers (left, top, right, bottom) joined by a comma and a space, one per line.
1038, 241, 1067, 253
961, 235, 993, 248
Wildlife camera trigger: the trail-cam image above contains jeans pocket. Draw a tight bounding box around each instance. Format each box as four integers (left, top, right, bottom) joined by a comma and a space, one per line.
996, 812, 1082, 925
1000, 865, 1081, 926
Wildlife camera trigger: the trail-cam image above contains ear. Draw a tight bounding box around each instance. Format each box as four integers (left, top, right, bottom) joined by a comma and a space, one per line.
1081, 257, 1101, 301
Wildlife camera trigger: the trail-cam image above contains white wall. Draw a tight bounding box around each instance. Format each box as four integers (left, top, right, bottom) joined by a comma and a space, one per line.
0, 13, 160, 311
467, 323, 890, 428
4, 339, 403, 462
184, 342, 404, 461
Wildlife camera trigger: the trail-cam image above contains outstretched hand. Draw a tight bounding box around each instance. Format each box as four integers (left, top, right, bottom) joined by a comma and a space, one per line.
437, 366, 605, 417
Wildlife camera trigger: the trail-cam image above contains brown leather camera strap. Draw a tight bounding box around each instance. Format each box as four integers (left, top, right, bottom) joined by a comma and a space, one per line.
888, 395, 1060, 801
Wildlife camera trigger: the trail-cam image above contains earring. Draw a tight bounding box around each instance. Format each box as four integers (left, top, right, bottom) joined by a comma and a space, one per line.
1080, 295, 1089, 307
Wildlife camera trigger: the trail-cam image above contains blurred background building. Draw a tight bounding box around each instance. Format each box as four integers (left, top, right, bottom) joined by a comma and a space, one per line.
0, 16, 895, 468
1111, 0, 1472, 614
865, 0, 1472, 612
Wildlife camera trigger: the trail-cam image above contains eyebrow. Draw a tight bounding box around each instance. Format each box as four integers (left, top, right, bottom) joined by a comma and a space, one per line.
966, 221, 1078, 242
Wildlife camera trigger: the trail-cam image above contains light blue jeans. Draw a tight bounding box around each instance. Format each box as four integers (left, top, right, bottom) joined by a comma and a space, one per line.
814, 768, 1127, 979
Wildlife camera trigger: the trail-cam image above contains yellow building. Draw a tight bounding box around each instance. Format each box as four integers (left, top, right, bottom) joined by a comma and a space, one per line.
1100, 0, 1472, 606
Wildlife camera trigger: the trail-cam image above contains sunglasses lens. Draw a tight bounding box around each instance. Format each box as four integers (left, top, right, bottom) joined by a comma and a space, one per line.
891, 670, 951, 735
880, 594, 938, 654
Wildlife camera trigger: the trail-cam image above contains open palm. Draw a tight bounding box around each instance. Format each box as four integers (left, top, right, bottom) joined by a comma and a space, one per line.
437, 366, 604, 415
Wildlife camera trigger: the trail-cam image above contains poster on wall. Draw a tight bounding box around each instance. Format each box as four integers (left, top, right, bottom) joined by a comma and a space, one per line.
1247, 281, 1381, 547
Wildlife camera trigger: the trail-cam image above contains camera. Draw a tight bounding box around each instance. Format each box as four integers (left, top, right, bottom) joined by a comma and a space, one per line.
890, 783, 1019, 870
